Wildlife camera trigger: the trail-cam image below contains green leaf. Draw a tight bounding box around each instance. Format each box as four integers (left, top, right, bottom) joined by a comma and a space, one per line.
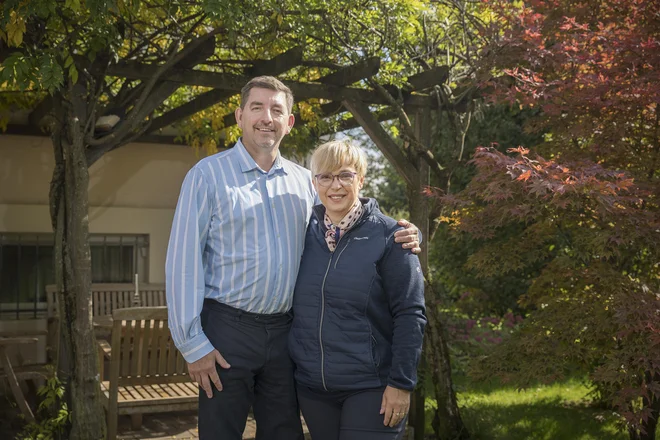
6, 10, 26, 47
69, 64, 78, 84
37, 54, 64, 94
65, 0, 82, 12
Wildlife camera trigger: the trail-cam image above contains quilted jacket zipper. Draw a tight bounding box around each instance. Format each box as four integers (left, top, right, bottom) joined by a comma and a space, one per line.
319, 255, 333, 391
319, 232, 351, 391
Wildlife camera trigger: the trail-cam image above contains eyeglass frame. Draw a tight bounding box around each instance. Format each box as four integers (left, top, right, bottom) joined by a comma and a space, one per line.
314, 171, 358, 187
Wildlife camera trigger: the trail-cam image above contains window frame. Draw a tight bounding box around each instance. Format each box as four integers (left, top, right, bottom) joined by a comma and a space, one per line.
0, 233, 149, 320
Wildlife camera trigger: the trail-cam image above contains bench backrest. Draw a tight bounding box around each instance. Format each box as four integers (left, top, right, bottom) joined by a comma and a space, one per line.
109, 307, 188, 386
45, 283, 167, 318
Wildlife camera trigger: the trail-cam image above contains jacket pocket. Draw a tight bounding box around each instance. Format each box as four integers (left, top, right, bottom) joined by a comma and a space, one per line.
371, 334, 381, 368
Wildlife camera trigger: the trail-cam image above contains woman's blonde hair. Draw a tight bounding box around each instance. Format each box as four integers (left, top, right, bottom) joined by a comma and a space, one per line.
309, 139, 368, 177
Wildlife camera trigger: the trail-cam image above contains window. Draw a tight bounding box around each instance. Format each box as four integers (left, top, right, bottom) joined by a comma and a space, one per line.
0, 233, 149, 320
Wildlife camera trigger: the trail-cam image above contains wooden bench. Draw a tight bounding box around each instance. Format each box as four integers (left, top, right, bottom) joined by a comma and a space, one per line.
97, 307, 196, 440
45, 283, 166, 320
44, 283, 166, 363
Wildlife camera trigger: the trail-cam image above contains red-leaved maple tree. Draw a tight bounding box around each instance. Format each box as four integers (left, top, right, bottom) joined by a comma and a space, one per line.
438, 0, 660, 438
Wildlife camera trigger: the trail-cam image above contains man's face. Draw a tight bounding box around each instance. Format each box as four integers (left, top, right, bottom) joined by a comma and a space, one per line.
235, 87, 295, 155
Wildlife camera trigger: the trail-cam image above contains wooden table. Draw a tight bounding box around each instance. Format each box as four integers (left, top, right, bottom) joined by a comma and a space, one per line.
0, 336, 39, 422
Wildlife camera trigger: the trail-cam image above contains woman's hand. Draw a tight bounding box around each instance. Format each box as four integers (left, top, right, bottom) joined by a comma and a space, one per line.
380, 385, 411, 427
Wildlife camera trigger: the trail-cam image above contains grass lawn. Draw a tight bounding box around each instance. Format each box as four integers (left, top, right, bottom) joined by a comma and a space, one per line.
436, 376, 660, 440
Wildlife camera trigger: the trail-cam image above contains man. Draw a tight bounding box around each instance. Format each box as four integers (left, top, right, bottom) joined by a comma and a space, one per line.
166, 76, 420, 440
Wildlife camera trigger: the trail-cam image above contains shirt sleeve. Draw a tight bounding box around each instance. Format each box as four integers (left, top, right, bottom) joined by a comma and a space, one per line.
166, 166, 215, 363
379, 226, 427, 391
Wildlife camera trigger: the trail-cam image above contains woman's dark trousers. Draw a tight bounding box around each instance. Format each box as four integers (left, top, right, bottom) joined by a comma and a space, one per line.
297, 385, 407, 440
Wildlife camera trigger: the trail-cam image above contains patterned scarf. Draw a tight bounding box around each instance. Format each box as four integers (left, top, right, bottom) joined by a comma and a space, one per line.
323, 200, 364, 252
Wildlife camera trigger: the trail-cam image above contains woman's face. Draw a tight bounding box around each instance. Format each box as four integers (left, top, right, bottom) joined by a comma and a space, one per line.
313, 164, 364, 223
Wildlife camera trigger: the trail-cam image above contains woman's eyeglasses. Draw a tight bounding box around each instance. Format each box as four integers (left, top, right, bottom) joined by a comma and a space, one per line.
314, 172, 357, 187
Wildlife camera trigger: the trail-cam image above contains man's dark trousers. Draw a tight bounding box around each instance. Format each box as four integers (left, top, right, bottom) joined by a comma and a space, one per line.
199, 299, 304, 440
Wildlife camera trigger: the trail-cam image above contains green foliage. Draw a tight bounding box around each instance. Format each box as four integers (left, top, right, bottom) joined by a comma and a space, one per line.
454, 1, 660, 434
440, 146, 660, 436
17, 370, 70, 440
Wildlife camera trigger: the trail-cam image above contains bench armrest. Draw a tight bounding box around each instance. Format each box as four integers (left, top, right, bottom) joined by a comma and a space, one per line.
97, 339, 112, 380
97, 340, 112, 360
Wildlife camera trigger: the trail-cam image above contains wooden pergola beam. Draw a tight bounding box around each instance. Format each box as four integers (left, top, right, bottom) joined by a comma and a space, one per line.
247, 46, 304, 76
106, 62, 436, 108
342, 99, 418, 187
149, 46, 304, 133
407, 65, 450, 91
3, 124, 188, 145
149, 89, 233, 133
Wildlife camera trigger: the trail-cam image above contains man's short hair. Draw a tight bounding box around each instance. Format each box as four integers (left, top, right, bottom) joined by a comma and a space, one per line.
240, 76, 294, 112
310, 139, 368, 178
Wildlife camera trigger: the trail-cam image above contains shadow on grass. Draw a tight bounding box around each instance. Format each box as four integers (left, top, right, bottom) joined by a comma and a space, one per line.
458, 396, 623, 440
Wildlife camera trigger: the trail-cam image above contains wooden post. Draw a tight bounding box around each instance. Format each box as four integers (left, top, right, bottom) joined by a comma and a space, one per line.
408, 108, 431, 440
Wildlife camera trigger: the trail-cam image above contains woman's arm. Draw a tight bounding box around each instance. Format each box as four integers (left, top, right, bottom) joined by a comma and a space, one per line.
379, 226, 427, 391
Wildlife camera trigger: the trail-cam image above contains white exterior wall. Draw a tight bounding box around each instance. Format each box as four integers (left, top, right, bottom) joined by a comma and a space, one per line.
0, 135, 201, 283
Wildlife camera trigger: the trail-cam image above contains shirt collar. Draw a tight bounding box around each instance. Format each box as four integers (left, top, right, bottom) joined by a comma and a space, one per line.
234, 138, 288, 176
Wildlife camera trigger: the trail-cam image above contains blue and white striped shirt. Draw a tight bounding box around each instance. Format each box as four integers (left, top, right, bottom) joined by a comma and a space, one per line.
166, 140, 317, 363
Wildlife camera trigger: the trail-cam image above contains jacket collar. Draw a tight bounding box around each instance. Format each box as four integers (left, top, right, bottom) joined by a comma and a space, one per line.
312, 197, 378, 225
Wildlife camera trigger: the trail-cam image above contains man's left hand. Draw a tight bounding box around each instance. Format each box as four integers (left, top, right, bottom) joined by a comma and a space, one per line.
395, 220, 421, 254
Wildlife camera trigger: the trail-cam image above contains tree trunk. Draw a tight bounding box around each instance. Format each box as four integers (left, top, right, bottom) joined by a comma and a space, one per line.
49, 85, 106, 440
409, 109, 469, 440
424, 298, 469, 440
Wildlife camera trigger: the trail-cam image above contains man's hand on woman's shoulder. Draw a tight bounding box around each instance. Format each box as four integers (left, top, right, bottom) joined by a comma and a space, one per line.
394, 220, 421, 254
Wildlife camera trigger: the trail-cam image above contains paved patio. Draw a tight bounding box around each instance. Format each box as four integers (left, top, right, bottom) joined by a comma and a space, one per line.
116, 411, 311, 440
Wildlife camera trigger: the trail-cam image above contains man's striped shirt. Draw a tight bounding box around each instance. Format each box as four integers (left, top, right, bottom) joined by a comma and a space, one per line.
166, 140, 317, 363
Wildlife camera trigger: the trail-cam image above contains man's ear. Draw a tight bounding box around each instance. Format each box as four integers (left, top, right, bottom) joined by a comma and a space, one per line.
286, 113, 295, 134
235, 107, 243, 128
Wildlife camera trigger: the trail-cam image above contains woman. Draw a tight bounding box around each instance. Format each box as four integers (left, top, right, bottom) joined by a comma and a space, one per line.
289, 139, 427, 440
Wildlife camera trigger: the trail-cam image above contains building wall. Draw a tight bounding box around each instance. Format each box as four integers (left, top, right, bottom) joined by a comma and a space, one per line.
0, 135, 201, 283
